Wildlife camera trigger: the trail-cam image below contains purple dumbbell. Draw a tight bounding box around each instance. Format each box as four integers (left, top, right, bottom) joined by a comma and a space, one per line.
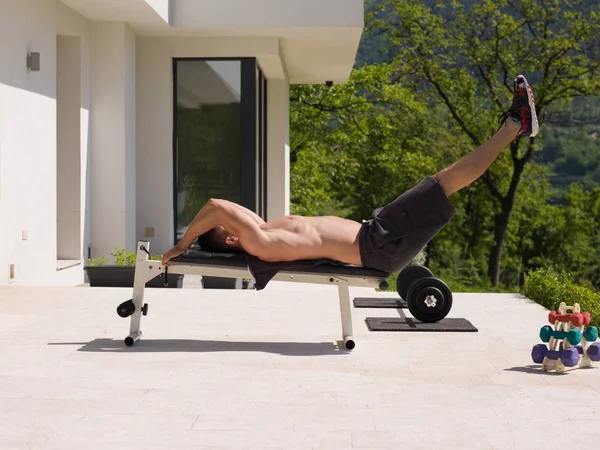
559, 342, 584, 355
588, 343, 600, 362
531, 344, 580, 367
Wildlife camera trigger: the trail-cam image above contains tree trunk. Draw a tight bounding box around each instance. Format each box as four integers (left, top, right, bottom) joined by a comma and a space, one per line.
425, 239, 434, 267
487, 151, 527, 286
488, 203, 511, 286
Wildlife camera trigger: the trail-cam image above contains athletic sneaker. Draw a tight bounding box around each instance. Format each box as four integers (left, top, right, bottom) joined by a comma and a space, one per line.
498, 74, 539, 138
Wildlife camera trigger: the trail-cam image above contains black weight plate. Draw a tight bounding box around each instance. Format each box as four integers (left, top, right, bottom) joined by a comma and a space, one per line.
396, 265, 434, 300
406, 277, 453, 323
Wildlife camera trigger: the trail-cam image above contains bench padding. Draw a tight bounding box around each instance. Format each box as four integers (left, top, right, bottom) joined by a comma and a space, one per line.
171, 248, 390, 289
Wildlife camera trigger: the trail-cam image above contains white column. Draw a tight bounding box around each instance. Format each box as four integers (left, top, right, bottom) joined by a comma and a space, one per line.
56, 36, 82, 261
135, 38, 173, 255
89, 23, 136, 262
266, 79, 290, 220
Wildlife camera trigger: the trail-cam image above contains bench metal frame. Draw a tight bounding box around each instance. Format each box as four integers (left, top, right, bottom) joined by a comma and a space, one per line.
121, 241, 389, 350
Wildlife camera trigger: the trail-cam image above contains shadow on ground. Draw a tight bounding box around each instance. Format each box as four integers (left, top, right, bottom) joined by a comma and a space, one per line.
504, 365, 564, 375
504, 365, 596, 375
47, 338, 350, 356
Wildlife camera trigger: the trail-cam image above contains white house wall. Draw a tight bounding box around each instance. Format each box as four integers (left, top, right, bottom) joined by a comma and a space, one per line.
143, 0, 171, 24
266, 80, 290, 221
172, 0, 363, 29
135, 37, 173, 257
0, 0, 91, 286
135, 36, 290, 255
88, 22, 137, 264
57, 35, 82, 261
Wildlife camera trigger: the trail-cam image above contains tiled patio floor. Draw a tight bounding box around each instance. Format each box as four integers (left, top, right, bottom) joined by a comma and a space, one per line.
0, 277, 598, 449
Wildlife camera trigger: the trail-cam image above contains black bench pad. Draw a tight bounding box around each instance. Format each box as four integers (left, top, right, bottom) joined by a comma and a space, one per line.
171, 248, 389, 282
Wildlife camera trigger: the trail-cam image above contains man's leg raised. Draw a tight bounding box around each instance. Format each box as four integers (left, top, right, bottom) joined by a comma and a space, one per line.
434, 75, 539, 196
434, 118, 519, 196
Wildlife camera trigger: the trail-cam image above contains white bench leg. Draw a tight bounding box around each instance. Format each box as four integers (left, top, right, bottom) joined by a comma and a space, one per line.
338, 283, 355, 350
125, 241, 152, 346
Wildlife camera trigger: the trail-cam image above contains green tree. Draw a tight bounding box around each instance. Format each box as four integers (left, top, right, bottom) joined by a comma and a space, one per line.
290, 64, 444, 220
370, 0, 600, 285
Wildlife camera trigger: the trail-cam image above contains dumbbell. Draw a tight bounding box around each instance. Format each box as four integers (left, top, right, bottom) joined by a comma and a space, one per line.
549, 311, 580, 326
539, 325, 582, 345
559, 342, 584, 355
587, 343, 600, 362
531, 344, 580, 367
548, 311, 591, 327
582, 312, 591, 326
396, 265, 434, 300
583, 326, 598, 342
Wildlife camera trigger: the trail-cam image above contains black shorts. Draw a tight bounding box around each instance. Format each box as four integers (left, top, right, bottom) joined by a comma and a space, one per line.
357, 176, 456, 273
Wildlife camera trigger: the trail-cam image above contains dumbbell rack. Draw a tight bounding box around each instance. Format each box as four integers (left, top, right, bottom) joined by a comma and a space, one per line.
532, 302, 600, 373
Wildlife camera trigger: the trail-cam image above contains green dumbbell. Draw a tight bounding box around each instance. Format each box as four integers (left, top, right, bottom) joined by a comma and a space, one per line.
539, 326, 582, 346
583, 326, 598, 342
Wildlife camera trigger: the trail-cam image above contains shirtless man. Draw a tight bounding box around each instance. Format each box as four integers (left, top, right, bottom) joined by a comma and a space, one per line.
162, 75, 539, 273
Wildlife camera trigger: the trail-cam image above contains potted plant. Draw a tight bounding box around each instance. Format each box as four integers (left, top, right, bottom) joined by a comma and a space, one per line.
84, 248, 184, 288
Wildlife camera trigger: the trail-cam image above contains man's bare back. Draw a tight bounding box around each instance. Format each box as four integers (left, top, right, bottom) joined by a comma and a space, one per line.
256, 215, 363, 265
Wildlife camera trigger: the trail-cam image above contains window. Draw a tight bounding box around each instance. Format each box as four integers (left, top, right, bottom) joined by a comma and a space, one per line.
173, 58, 267, 242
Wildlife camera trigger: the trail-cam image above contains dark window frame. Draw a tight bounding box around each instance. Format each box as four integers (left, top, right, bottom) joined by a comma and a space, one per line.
257, 67, 268, 218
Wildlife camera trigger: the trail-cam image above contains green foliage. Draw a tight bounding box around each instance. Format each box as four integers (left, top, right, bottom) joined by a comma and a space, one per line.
535, 97, 600, 199
290, 64, 456, 221
514, 183, 600, 290
111, 248, 138, 267
523, 268, 600, 329
87, 257, 106, 267
289, 145, 341, 216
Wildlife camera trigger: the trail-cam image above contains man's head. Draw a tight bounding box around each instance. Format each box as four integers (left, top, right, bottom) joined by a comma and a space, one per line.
196, 226, 246, 254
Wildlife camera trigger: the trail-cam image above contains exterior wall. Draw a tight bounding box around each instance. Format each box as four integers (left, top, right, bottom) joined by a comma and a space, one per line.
0, 0, 91, 286
135, 38, 173, 256
172, 0, 364, 29
136, 36, 290, 254
266, 80, 290, 221
88, 22, 137, 263
144, 0, 171, 23
57, 35, 82, 260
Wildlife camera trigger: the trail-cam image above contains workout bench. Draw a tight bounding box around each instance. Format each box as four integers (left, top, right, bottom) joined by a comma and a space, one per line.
115, 241, 391, 350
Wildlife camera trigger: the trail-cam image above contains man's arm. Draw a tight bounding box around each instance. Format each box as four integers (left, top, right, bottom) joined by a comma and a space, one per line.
220, 199, 266, 227
176, 198, 269, 253
175, 198, 221, 250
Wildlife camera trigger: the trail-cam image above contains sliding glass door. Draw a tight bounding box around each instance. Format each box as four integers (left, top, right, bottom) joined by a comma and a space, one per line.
173, 58, 267, 242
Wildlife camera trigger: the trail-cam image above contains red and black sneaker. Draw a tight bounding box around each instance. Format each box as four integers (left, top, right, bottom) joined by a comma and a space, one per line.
498, 75, 539, 138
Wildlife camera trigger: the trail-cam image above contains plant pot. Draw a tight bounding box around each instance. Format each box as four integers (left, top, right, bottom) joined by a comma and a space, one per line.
201, 276, 243, 289
84, 266, 184, 288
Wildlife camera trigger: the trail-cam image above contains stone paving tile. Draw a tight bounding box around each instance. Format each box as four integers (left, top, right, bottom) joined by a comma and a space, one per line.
1, 285, 599, 450
481, 418, 600, 450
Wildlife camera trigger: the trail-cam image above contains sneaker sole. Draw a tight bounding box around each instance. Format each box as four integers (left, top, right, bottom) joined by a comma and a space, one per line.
518, 74, 539, 137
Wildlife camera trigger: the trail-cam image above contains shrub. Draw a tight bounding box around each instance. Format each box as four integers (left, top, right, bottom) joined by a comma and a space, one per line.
522, 268, 600, 329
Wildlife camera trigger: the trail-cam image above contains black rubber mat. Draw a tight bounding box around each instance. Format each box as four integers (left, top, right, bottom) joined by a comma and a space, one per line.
353, 297, 407, 308
365, 317, 478, 332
